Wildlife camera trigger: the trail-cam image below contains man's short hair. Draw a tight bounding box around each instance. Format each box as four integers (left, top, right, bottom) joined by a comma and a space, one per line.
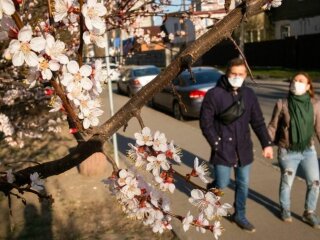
226, 58, 246, 75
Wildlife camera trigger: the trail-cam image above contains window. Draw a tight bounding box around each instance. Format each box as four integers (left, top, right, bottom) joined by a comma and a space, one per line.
174, 23, 179, 32
280, 25, 291, 38
179, 70, 222, 86
132, 67, 160, 77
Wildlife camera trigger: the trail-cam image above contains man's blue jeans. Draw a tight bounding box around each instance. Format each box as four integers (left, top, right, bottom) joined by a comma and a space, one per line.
278, 146, 320, 212
213, 164, 252, 219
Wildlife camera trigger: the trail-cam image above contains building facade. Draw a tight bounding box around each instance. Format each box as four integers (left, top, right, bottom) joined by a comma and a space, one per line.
271, 0, 320, 39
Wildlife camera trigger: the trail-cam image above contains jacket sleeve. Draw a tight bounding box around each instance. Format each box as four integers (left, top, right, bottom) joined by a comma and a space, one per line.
314, 99, 320, 143
249, 91, 272, 148
268, 99, 283, 142
200, 91, 220, 149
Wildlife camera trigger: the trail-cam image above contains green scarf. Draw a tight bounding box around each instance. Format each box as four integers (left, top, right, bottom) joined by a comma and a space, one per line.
288, 93, 314, 151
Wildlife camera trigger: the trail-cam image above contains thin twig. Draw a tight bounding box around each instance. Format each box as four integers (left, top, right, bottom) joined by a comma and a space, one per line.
173, 169, 207, 191
170, 82, 187, 113
227, 36, 256, 84
133, 109, 145, 129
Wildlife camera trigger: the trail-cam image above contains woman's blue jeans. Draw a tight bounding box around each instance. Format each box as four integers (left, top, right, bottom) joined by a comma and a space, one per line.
213, 164, 251, 219
278, 146, 320, 212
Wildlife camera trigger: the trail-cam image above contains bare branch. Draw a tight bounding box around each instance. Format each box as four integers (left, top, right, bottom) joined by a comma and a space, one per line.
133, 109, 145, 129
228, 36, 256, 83
170, 82, 187, 113
0, 0, 270, 191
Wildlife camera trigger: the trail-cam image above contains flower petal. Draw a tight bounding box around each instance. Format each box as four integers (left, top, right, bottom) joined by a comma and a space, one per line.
67, 60, 79, 74
83, 118, 91, 129
80, 65, 92, 77
25, 51, 39, 67
2, 0, 16, 16
18, 25, 32, 42
56, 54, 69, 64
12, 51, 24, 66
30, 37, 46, 52
81, 77, 93, 90
49, 60, 60, 71
191, 189, 204, 200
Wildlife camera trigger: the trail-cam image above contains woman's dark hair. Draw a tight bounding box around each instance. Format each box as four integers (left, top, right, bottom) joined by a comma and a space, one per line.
226, 58, 246, 75
291, 72, 315, 98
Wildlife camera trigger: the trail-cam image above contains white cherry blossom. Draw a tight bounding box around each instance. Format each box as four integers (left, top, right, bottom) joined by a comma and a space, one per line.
271, 0, 282, 8
54, 0, 74, 22
194, 157, 209, 183
66, 82, 84, 105
153, 131, 167, 152
78, 105, 103, 129
134, 127, 153, 146
61, 60, 93, 91
146, 154, 170, 176
120, 176, 141, 199
0, 113, 14, 136
127, 143, 147, 167
8, 25, 45, 67
155, 176, 175, 193
45, 34, 69, 64
182, 211, 193, 232
117, 169, 134, 186
83, 28, 106, 48
213, 221, 222, 240
82, 0, 107, 30
0, 0, 15, 20
189, 189, 219, 219
38, 57, 60, 80
195, 213, 209, 233
166, 140, 181, 163
30, 172, 44, 191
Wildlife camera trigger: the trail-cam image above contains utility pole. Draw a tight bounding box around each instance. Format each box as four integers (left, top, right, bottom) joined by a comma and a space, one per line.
104, 32, 120, 167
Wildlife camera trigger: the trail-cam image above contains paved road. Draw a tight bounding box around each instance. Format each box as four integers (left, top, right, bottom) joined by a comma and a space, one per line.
100, 80, 320, 240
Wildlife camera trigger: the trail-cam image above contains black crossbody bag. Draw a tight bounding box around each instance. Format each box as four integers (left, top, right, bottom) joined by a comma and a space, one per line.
217, 93, 245, 125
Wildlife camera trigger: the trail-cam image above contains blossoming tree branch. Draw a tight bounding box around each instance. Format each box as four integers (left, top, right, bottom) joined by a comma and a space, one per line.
0, 0, 282, 238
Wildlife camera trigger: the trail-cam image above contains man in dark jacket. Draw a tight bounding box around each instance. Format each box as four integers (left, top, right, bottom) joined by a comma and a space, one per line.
200, 58, 273, 232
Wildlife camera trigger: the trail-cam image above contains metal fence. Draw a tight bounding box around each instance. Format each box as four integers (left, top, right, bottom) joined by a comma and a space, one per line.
201, 33, 320, 69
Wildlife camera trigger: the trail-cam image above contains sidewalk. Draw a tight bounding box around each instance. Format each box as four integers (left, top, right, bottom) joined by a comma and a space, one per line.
101, 85, 320, 240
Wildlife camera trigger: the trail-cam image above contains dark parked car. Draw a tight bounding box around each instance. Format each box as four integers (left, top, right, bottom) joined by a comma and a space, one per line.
117, 65, 160, 96
151, 67, 223, 120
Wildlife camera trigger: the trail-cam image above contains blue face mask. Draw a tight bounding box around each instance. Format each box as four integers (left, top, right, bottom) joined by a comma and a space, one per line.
228, 76, 244, 88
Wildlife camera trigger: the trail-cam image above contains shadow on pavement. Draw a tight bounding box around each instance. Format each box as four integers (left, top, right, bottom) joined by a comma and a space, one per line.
115, 133, 308, 222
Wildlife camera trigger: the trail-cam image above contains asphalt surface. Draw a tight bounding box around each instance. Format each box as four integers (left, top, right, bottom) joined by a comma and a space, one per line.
100, 79, 320, 240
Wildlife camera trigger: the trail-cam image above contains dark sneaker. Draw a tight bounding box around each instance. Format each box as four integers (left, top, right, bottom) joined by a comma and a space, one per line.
233, 215, 256, 233
302, 211, 320, 229
281, 209, 292, 223
206, 181, 215, 190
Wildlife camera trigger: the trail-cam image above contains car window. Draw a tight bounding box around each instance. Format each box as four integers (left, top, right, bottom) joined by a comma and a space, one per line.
132, 67, 160, 77
172, 78, 180, 86
180, 70, 222, 86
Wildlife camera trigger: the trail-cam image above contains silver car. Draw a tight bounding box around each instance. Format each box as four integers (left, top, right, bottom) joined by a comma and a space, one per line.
117, 65, 160, 97
151, 67, 223, 120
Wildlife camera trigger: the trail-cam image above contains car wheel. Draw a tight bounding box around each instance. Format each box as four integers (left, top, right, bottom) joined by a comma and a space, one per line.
117, 83, 122, 94
173, 102, 184, 121
127, 87, 133, 97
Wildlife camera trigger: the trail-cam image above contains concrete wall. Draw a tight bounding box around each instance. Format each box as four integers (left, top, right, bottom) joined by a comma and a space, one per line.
275, 15, 320, 39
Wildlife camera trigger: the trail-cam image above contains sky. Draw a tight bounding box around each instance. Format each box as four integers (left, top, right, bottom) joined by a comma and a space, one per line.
153, 0, 192, 26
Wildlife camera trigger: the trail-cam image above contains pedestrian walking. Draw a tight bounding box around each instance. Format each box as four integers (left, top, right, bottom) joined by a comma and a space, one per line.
268, 72, 320, 228
200, 58, 273, 233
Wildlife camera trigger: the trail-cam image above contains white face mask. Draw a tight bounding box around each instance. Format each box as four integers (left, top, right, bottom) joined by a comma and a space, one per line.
290, 82, 308, 95
228, 76, 244, 88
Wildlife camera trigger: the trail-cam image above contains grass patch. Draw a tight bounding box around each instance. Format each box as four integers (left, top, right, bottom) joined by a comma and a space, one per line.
214, 66, 320, 81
